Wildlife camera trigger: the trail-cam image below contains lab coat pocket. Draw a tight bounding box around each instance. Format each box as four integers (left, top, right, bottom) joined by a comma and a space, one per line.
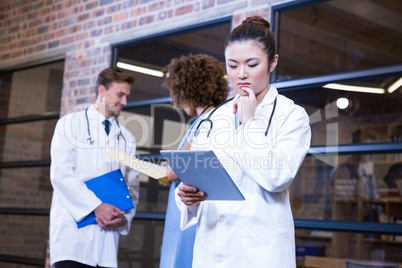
241, 225, 293, 268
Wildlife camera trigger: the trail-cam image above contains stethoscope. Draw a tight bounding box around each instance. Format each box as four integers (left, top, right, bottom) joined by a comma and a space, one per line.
85, 107, 127, 146
194, 96, 277, 137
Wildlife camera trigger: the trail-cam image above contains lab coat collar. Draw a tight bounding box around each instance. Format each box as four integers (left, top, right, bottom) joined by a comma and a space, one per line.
87, 104, 117, 127
259, 86, 278, 107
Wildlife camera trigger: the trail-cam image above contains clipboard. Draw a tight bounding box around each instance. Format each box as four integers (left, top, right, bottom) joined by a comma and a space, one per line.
105, 151, 169, 186
77, 169, 135, 228
160, 150, 245, 201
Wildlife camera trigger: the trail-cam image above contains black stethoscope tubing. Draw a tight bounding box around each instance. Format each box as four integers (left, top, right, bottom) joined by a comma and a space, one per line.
195, 96, 277, 138
85, 107, 126, 145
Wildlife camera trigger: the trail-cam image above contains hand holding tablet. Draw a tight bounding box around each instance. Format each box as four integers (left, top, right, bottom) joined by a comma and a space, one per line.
160, 150, 245, 201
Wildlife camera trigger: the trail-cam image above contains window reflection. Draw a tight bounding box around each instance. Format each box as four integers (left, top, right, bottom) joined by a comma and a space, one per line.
118, 220, 164, 267
294, 153, 402, 264
295, 229, 402, 265
281, 76, 402, 146
293, 154, 402, 222
115, 22, 231, 102
276, 0, 402, 81
0, 61, 63, 119
1, 120, 57, 162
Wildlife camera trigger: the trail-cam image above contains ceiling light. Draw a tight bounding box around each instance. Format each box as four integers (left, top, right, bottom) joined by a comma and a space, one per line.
117, 62, 164, 78
323, 83, 385, 94
336, 97, 349, 109
387, 77, 402, 94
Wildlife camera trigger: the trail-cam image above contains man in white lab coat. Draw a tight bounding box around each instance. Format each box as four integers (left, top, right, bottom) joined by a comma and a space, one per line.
49, 67, 140, 268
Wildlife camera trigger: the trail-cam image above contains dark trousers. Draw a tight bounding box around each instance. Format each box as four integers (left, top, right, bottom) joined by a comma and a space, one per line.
54, 260, 108, 268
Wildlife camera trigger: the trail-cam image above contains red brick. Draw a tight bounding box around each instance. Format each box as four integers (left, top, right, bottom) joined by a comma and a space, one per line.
107, 4, 121, 14
139, 15, 155, 26
78, 13, 90, 22
131, 7, 147, 17
149, 1, 165, 12
92, 8, 105, 17
175, 4, 193, 16
114, 11, 129, 22
86, 2, 98, 10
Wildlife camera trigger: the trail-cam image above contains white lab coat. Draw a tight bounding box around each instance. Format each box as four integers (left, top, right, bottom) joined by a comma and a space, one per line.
49, 105, 139, 267
176, 87, 311, 268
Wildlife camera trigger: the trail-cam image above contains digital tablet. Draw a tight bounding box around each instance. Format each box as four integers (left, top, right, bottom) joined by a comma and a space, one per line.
160, 150, 245, 201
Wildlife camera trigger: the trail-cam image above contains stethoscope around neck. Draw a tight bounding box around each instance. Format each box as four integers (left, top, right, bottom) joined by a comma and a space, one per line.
194, 96, 277, 138
85, 107, 126, 146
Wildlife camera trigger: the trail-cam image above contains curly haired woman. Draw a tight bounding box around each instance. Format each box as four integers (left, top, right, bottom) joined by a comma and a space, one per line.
159, 54, 230, 268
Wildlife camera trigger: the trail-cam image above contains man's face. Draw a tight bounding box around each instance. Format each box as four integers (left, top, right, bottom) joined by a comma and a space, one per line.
99, 82, 131, 118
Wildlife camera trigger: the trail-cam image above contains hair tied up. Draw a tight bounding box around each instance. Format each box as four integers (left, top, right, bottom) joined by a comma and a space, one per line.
242, 15, 270, 29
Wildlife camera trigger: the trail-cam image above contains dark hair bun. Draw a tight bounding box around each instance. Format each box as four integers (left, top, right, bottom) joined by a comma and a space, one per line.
242, 15, 270, 29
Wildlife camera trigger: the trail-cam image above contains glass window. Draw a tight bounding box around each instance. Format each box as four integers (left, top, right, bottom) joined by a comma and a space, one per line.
0, 61, 63, 162
0, 214, 49, 260
0, 60, 64, 119
275, 0, 402, 81
0, 167, 52, 207
293, 154, 402, 222
0, 166, 52, 260
118, 219, 164, 267
1, 120, 58, 162
280, 75, 402, 146
0, 60, 63, 265
296, 229, 402, 264
120, 105, 194, 154
114, 21, 231, 102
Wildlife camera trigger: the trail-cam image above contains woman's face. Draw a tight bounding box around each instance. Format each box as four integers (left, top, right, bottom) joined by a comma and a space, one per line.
225, 40, 278, 102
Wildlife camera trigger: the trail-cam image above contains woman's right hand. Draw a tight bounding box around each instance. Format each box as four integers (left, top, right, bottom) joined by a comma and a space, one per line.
233, 87, 257, 124
177, 183, 207, 206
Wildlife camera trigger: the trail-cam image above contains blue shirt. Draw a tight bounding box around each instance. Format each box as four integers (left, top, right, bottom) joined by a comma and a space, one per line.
159, 117, 201, 268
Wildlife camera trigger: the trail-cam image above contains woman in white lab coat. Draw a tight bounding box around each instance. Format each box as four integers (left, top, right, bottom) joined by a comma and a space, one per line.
49, 68, 140, 268
176, 16, 311, 268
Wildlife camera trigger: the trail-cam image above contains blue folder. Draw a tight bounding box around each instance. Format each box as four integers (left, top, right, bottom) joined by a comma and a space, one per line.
76, 169, 135, 228
160, 150, 245, 201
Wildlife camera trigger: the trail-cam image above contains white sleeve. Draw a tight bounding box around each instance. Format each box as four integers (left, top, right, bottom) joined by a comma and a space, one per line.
174, 183, 202, 230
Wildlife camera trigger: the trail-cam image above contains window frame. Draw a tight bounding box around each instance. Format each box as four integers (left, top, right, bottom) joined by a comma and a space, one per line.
0, 58, 65, 266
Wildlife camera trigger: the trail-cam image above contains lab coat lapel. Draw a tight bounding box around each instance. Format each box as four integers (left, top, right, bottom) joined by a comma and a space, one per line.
86, 106, 108, 146
105, 117, 120, 149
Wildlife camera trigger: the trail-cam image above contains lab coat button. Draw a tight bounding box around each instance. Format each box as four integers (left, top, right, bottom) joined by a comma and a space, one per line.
216, 257, 222, 263
218, 216, 224, 223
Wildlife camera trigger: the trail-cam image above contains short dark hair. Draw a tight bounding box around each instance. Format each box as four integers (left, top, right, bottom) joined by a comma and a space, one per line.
95, 67, 135, 96
162, 54, 229, 109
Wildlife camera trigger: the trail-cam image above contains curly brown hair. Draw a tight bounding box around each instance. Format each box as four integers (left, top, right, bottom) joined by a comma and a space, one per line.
162, 54, 230, 109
